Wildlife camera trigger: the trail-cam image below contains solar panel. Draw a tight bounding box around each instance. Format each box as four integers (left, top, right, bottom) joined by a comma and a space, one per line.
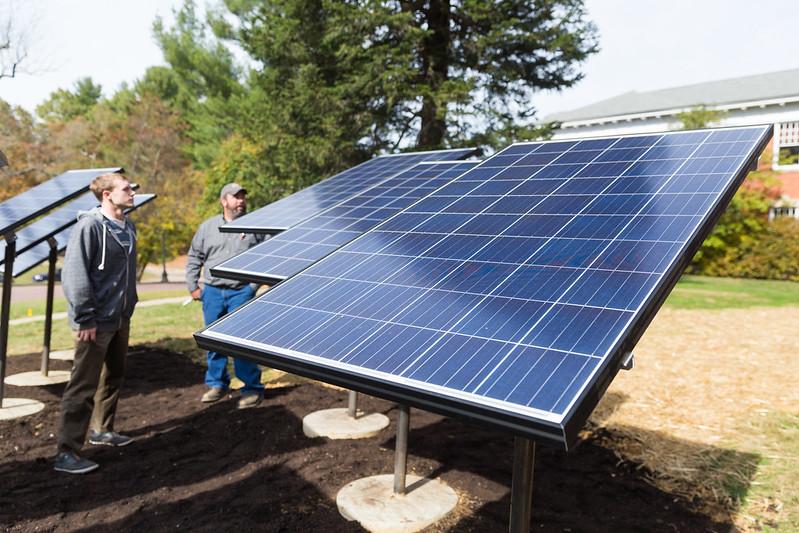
220, 149, 477, 234
4, 194, 157, 278
0, 168, 121, 235
212, 161, 480, 284
196, 126, 772, 449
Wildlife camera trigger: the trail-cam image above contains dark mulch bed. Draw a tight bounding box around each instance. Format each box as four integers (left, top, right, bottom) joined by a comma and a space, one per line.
0, 347, 731, 532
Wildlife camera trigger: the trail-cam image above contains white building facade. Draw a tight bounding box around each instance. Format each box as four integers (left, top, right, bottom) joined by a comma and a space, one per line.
545, 69, 799, 218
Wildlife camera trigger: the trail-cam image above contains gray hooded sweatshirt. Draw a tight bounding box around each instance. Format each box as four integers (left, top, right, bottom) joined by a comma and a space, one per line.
62, 207, 138, 331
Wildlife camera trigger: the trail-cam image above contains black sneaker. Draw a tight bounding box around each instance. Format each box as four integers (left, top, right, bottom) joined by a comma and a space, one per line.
54, 451, 99, 474
88, 430, 134, 447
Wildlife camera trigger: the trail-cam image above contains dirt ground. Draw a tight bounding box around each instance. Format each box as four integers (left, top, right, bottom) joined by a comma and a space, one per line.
1, 344, 737, 533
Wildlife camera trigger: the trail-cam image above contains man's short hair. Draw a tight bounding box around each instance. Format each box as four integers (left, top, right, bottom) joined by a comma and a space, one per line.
90, 173, 124, 201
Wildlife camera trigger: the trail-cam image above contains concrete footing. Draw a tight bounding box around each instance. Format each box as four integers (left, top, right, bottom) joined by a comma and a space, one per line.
49, 349, 75, 361
5, 370, 71, 386
303, 408, 390, 440
337, 474, 458, 533
0, 397, 46, 420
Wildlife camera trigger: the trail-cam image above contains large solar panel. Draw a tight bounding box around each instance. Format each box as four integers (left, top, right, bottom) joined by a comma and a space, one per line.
220, 149, 477, 234
212, 161, 479, 284
3, 194, 157, 278
196, 126, 772, 449
0, 168, 121, 235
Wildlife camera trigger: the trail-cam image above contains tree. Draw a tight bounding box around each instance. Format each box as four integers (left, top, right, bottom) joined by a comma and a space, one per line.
222, 0, 597, 151
0, 7, 28, 80
36, 77, 103, 123
677, 105, 726, 130
153, 0, 245, 168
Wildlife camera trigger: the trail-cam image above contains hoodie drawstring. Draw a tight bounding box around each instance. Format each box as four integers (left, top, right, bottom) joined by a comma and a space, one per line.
98, 223, 107, 271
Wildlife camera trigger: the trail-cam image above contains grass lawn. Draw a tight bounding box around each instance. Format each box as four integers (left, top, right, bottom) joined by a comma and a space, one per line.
665, 275, 799, 310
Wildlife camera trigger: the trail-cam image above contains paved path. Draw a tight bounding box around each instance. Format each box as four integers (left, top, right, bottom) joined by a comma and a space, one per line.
4, 282, 187, 303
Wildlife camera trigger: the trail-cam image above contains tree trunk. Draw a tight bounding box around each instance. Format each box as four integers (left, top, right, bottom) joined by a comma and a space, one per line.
416, 0, 450, 149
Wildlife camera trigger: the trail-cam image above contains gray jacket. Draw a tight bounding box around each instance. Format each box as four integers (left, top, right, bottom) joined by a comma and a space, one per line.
185, 214, 264, 292
62, 207, 138, 331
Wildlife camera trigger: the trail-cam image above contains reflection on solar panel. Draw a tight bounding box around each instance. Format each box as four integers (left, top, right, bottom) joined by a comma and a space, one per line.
220, 149, 477, 234
5, 194, 157, 278
212, 161, 479, 284
0, 168, 121, 235
196, 126, 771, 449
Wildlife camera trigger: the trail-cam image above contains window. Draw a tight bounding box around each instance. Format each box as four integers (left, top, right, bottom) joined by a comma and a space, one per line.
776, 121, 799, 169
769, 205, 799, 220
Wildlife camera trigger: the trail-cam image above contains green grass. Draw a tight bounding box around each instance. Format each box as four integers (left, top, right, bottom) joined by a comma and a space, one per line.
665, 275, 799, 310
8, 289, 187, 321
734, 412, 799, 531
7, 290, 200, 356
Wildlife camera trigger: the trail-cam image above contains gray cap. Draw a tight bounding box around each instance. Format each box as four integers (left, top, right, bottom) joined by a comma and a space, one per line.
220, 182, 247, 198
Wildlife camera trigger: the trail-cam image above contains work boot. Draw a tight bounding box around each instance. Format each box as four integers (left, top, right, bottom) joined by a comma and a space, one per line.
237, 393, 263, 409
201, 387, 227, 403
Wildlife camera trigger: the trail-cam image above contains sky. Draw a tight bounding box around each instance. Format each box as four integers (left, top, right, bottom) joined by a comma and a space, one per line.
1, 0, 798, 120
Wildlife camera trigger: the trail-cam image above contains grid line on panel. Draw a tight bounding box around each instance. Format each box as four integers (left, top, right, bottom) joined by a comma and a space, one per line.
197, 126, 772, 447
212, 160, 479, 282
220, 149, 476, 233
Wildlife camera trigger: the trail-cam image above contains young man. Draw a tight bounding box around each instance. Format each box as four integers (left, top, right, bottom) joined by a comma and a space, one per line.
186, 183, 265, 408
55, 172, 138, 474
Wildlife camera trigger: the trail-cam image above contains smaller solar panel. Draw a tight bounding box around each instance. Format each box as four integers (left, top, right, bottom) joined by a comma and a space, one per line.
212, 161, 479, 284
0, 168, 121, 235
3, 193, 156, 278
220, 149, 477, 234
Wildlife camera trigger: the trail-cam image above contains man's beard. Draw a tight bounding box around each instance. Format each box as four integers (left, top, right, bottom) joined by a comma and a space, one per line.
230, 206, 246, 219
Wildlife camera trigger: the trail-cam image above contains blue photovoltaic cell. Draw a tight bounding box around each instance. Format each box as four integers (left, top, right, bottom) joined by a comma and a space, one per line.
0, 192, 101, 264
196, 126, 771, 448
3, 194, 157, 278
0, 168, 121, 235
220, 149, 477, 234
212, 161, 479, 284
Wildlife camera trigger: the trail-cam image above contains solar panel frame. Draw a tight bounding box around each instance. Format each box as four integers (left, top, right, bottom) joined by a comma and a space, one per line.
0, 168, 122, 236
196, 126, 772, 449
219, 149, 478, 235
211, 161, 480, 285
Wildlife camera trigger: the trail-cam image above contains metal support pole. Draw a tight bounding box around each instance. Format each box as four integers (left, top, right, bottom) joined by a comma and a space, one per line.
509, 437, 536, 533
0, 232, 17, 407
40, 237, 58, 376
347, 390, 358, 419
393, 404, 410, 495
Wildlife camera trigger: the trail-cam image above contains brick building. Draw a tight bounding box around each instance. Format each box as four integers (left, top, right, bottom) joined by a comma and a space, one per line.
546, 68, 799, 219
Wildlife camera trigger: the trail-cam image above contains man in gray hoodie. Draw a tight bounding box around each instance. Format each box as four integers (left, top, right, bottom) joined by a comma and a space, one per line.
54, 172, 138, 474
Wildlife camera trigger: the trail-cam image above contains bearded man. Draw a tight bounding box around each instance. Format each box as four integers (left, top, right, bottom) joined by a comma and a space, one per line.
186, 183, 265, 408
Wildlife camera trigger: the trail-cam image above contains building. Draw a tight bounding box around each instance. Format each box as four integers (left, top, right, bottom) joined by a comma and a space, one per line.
545, 68, 799, 219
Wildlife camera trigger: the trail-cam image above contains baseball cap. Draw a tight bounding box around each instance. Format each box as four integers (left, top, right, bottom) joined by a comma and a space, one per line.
220, 182, 247, 198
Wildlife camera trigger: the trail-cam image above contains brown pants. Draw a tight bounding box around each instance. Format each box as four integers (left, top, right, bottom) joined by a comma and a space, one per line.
57, 322, 129, 453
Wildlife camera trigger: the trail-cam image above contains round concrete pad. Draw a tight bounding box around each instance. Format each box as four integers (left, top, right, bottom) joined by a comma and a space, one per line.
337, 474, 458, 533
5, 370, 71, 386
303, 408, 390, 440
49, 349, 75, 361
0, 398, 46, 420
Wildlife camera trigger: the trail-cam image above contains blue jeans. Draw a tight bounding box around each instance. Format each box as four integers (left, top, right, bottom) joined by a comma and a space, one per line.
201, 284, 263, 395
